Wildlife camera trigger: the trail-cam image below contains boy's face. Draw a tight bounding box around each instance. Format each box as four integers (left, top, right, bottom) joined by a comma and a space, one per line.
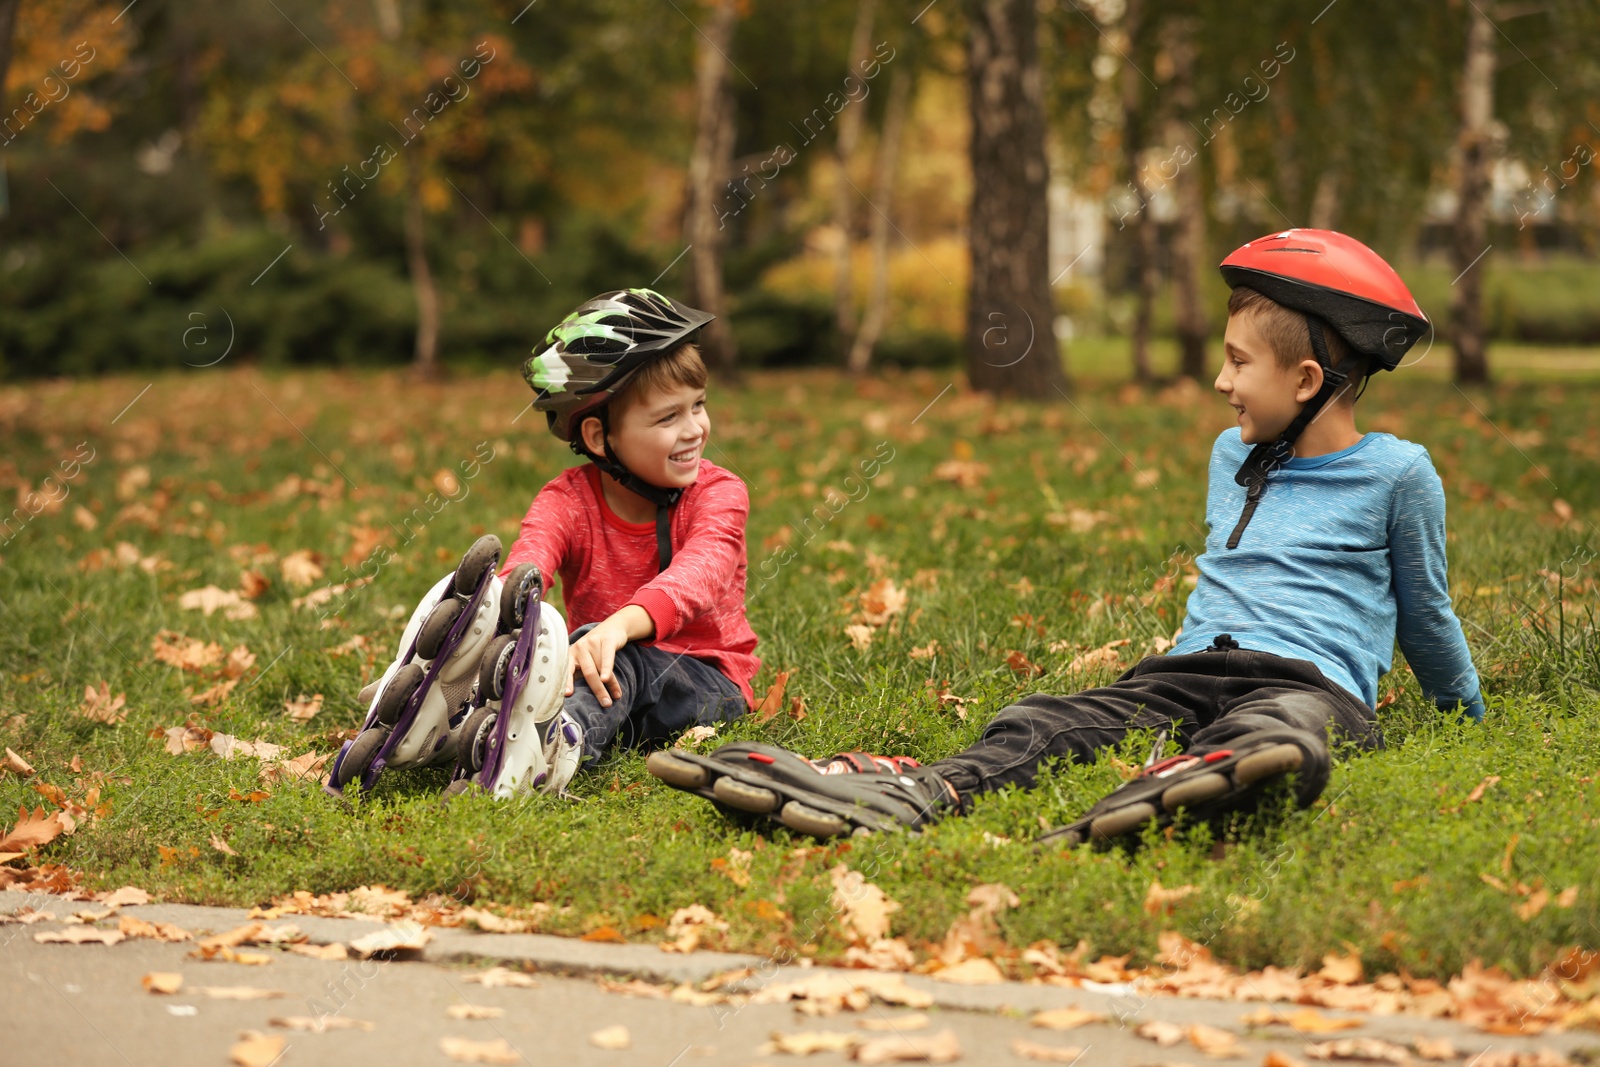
1216, 311, 1318, 444
606, 381, 711, 490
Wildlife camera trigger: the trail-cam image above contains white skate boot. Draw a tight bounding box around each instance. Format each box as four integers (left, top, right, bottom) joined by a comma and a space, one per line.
327, 535, 506, 797
445, 566, 580, 800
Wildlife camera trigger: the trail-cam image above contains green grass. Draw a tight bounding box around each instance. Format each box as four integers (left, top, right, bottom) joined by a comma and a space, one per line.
2, 363, 1597, 981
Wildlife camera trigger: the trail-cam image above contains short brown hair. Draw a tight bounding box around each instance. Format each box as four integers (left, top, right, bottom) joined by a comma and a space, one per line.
1226, 286, 1357, 374
610, 343, 708, 414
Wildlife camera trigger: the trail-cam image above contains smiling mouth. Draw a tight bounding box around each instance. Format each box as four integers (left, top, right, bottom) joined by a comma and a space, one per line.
669, 446, 700, 463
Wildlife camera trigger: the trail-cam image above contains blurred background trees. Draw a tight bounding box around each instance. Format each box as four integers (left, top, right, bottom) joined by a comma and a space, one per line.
2, 0, 1598, 389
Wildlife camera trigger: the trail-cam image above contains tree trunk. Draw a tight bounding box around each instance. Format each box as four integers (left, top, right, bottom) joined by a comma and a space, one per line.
1165, 17, 1208, 380
1118, 0, 1153, 384
686, 0, 740, 381
1452, 3, 1495, 385
848, 68, 910, 375
403, 169, 439, 378
832, 0, 878, 361
964, 0, 1065, 397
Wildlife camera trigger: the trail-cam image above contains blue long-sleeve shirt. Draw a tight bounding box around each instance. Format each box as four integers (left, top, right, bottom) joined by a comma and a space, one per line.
1174, 429, 1486, 721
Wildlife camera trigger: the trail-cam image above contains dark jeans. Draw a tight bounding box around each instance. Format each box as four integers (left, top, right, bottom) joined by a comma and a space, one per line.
932, 643, 1380, 800
563, 638, 746, 766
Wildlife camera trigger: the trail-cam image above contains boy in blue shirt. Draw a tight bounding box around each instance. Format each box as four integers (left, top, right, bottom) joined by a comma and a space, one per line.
650, 229, 1485, 844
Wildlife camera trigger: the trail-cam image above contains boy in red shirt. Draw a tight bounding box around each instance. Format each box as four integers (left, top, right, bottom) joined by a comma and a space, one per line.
329, 290, 757, 800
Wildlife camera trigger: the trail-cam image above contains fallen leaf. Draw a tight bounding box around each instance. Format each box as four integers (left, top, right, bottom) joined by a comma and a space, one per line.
1412, 1037, 1458, 1061
1557, 886, 1579, 908
1067, 639, 1130, 674
859, 1014, 930, 1032
120, 915, 193, 942
1239, 1008, 1362, 1033
447, 1004, 505, 1021
0, 908, 55, 924
762, 1030, 860, 1055
754, 670, 793, 723
189, 678, 239, 707
1186, 1022, 1240, 1057
830, 864, 901, 944
1005, 649, 1044, 677
179, 585, 259, 620
1303, 1037, 1412, 1062
0, 805, 71, 853
199, 986, 289, 1000
75, 682, 128, 725
1465, 775, 1502, 803
99, 886, 152, 908
1144, 879, 1199, 916
141, 972, 183, 994
268, 1015, 374, 1032
440, 1036, 521, 1064
458, 907, 532, 934
1264, 1053, 1309, 1067
164, 725, 215, 755
229, 1031, 285, 1067
465, 967, 540, 989
349, 920, 432, 957
210, 834, 239, 857
1516, 887, 1552, 921
285, 942, 348, 961
1011, 1038, 1086, 1063
1136, 1020, 1185, 1046
1030, 1007, 1107, 1031
239, 570, 271, 599
909, 641, 940, 660
151, 631, 226, 672
662, 903, 727, 953
210, 734, 285, 762
260, 751, 331, 786
280, 549, 324, 588
3, 747, 36, 776
1318, 950, 1364, 985
932, 458, 990, 488
932, 958, 1005, 984
35, 926, 126, 945
191, 922, 264, 955
284, 694, 323, 723
858, 580, 908, 626
845, 624, 875, 651
854, 1028, 961, 1064
589, 1025, 631, 1050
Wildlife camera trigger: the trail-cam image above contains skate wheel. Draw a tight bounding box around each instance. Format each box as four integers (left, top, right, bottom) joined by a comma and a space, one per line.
417, 598, 464, 661
458, 705, 497, 774
1235, 744, 1304, 786
500, 564, 541, 632
646, 750, 709, 790
374, 663, 425, 727
779, 800, 850, 839
332, 727, 388, 791
1162, 772, 1231, 813
1089, 801, 1158, 842
713, 775, 779, 814
479, 633, 516, 701
851, 826, 874, 839
453, 535, 502, 598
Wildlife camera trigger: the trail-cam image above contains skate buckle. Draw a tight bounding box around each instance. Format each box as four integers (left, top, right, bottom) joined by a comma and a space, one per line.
1203, 750, 1232, 763
747, 752, 775, 764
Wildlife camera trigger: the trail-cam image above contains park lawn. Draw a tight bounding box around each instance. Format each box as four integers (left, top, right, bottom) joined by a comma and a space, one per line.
1, 361, 1596, 982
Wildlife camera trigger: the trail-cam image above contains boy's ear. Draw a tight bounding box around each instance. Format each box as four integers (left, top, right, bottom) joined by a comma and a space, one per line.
579, 414, 607, 455
1294, 358, 1326, 403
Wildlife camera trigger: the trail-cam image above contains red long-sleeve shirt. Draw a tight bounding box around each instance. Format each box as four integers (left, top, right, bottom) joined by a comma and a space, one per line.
499, 461, 761, 706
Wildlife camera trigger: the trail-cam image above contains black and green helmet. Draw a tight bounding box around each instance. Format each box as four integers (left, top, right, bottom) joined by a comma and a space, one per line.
524, 288, 714, 441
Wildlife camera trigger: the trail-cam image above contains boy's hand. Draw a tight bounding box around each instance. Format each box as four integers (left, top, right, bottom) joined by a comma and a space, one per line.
566, 605, 654, 707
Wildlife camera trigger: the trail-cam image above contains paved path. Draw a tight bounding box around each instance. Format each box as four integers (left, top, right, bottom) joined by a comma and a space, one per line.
4, 891, 1589, 1066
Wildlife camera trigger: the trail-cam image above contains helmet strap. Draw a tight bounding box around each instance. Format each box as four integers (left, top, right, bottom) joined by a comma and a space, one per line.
571, 408, 682, 572
1227, 313, 1350, 549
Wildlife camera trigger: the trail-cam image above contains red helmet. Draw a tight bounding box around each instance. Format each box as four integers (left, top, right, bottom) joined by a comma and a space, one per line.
1219, 229, 1429, 371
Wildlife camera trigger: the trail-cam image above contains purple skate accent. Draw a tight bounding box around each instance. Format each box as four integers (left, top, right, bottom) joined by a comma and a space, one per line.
325, 562, 494, 799
532, 771, 547, 788
476, 613, 540, 790
563, 720, 579, 745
